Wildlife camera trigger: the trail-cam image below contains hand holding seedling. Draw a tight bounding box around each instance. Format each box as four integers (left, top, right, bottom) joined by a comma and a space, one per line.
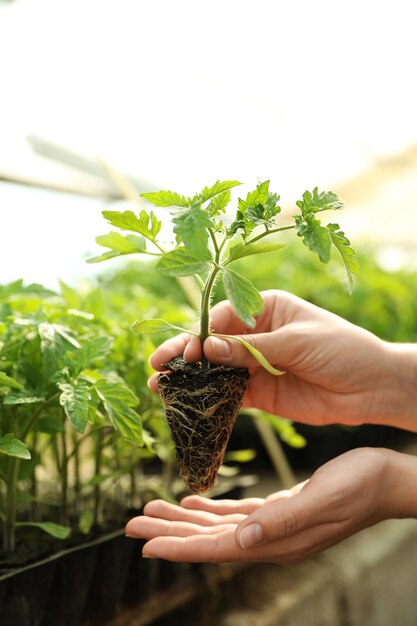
126, 447, 417, 563
91, 179, 359, 491
149, 290, 417, 433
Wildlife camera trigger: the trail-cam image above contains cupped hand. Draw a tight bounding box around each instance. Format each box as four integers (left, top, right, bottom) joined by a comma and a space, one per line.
148, 290, 393, 428
125, 448, 404, 564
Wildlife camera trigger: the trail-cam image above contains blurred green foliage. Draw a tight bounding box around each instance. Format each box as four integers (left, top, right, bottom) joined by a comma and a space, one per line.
108, 239, 417, 343
216, 237, 417, 342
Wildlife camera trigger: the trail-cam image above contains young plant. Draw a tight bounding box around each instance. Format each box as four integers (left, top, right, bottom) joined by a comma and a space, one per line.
0, 281, 146, 554
89, 180, 358, 492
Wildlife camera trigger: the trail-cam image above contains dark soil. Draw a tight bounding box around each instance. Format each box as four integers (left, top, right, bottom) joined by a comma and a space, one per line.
158, 357, 249, 493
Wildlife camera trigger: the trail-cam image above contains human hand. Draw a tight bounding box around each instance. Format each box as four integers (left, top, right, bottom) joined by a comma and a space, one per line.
148, 290, 417, 430
125, 448, 417, 564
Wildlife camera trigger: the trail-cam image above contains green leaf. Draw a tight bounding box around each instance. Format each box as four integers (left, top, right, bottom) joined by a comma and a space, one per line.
87, 232, 147, 263
0, 434, 31, 459
97, 232, 147, 253
131, 319, 196, 336
157, 247, 211, 277
328, 224, 359, 293
247, 410, 306, 448
296, 188, 343, 216
214, 333, 285, 375
58, 380, 91, 434
102, 209, 161, 241
15, 521, 71, 540
79, 509, 94, 535
207, 190, 232, 217
33, 416, 65, 434
224, 449, 256, 463
199, 180, 242, 203
228, 241, 286, 263
0, 372, 24, 390
222, 269, 264, 328
295, 213, 332, 263
3, 390, 46, 405
140, 190, 189, 208
240, 180, 270, 211
38, 322, 80, 378
173, 207, 213, 258
72, 336, 112, 371
95, 379, 143, 445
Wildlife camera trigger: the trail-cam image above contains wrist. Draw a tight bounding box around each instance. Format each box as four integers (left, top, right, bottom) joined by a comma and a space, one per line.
372, 342, 417, 432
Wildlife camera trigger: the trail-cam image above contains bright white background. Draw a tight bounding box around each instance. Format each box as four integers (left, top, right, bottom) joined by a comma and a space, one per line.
1, 0, 417, 287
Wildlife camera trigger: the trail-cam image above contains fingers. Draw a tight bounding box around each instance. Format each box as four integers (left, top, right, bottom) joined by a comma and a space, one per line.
149, 333, 193, 371
125, 515, 236, 540
142, 529, 242, 562
143, 499, 246, 526
235, 486, 322, 550
180, 495, 265, 515
203, 331, 285, 369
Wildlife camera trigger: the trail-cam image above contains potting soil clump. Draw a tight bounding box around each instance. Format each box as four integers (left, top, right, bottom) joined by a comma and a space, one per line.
158, 356, 250, 493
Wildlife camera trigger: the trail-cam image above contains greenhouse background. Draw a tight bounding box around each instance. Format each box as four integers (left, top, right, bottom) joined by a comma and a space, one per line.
1, 1, 417, 625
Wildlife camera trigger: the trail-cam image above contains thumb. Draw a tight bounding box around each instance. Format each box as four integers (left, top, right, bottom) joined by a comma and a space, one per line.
204, 331, 283, 369
235, 488, 319, 550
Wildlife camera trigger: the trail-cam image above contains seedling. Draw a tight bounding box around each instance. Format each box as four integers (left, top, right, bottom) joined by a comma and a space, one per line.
90, 180, 358, 492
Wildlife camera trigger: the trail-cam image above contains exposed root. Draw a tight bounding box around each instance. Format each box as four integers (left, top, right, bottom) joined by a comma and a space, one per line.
158, 357, 249, 492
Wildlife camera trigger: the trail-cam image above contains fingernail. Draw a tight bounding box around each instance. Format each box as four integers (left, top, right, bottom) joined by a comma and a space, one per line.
238, 523, 263, 550
210, 337, 231, 357
142, 554, 157, 559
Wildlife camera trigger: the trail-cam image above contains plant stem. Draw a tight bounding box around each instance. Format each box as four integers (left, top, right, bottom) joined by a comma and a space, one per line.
72, 431, 80, 514
4, 456, 19, 553
199, 231, 226, 368
60, 425, 69, 526
21, 392, 60, 441
93, 429, 103, 526
200, 265, 221, 368
30, 432, 39, 521
3, 411, 20, 553
246, 224, 296, 245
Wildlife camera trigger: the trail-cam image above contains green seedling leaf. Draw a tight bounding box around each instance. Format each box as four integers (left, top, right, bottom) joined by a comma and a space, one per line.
296, 188, 343, 216
224, 449, 257, 463
222, 269, 264, 328
87, 232, 148, 264
3, 389, 46, 405
199, 180, 242, 203
38, 322, 80, 379
157, 247, 211, 277
240, 180, 270, 211
95, 379, 143, 445
207, 190, 232, 217
15, 521, 71, 540
131, 319, 197, 336
247, 410, 306, 448
217, 464, 240, 477
173, 206, 213, 258
79, 509, 94, 535
328, 223, 360, 294
214, 333, 285, 376
141, 189, 189, 208
0, 372, 24, 390
102, 209, 161, 241
295, 213, 331, 263
0, 434, 31, 459
227, 241, 286, 263
97, 232, 147, 254
58, 380, 91, 434
71, 336, 112, 372
34, 416, 65, 434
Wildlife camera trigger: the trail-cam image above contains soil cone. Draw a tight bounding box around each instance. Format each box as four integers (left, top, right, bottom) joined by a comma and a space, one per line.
158, 357, 250, 493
